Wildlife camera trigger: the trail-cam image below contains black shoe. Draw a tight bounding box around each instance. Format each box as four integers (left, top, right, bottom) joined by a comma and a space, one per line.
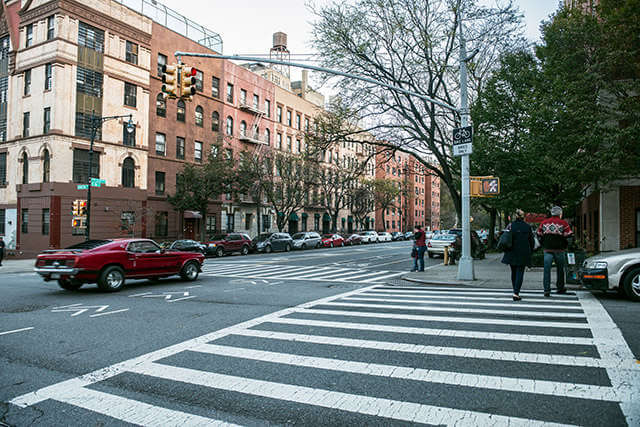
513, 295, 521, 301
544, 292, 551, 297
410, 269, 417, 272
556, 288, 567, 294
418, 269, 424, 272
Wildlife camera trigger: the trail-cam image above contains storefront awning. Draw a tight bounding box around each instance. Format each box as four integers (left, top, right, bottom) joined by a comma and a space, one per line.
290, 212, 299, 221
184, 210, 202, 219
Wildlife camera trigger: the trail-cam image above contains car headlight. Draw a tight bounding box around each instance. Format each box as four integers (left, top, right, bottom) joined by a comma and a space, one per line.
208, 243, 216, 247
585, 261, 608, 269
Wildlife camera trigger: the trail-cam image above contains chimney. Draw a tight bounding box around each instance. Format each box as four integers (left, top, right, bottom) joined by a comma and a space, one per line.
301, 69, 309, 95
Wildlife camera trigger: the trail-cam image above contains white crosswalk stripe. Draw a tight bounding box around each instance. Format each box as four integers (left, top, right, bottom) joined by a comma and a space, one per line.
9, 284, 638, 426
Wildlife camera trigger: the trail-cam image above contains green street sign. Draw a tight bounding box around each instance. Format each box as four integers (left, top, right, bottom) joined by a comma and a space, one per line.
77, 184, 89, 190
90, 178, 106, 187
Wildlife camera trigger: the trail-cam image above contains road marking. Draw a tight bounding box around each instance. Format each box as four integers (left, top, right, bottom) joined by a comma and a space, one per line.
319, 269, 368, 280
90, 308, 130, 318
251, 266, 304, 277
51, 304, 109, 317
128, 292, 152, 298
127, 361, 574, 427
264, 266, 323, 278
342, 296, 584, 310
359, 272, 405, 282
362, 291, 581, 304
379, 286, 577, 297
292, 267, 337, 279
0, 327, 34, 336
193, 343, 618, 401
167, 296, 196, 303
234, 329, 612, 368
186, 285, 203, 289
334, 270, 390, 281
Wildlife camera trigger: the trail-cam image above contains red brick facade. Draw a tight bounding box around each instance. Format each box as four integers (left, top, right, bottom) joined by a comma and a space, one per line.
620, 186, 640, 249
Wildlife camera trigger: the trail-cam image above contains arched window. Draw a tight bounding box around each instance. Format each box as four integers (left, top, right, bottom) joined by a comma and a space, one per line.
195, 105, 203, 127
42, 149, 50, 183
122, 157, 135, 188
211, 111, 219, 132
177, 100, 185, 122
156, 93, 166, 117
22, 152, 28, 184
226, 116, 233, 136
240, 120, 247, 136
264, 128, 270, 145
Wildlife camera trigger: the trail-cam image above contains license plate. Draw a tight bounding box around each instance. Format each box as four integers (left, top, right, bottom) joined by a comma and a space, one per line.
51, 273, 60, 279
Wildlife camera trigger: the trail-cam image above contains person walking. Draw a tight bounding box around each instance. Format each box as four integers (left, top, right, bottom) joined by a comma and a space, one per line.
501, 209, 535, 301
0, 236, 5, 266
537, 206, 573, 297
411, 225, 427, 272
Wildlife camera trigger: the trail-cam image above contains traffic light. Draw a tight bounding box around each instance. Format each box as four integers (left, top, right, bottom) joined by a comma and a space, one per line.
72, 200, 81, 216
161, 64, 180, 98
180, 66, 197, 101
79, 200, 87, 216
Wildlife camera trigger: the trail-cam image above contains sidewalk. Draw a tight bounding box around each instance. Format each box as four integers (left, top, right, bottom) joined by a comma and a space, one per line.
0, 258, 36, 274
402, 252, 583, 290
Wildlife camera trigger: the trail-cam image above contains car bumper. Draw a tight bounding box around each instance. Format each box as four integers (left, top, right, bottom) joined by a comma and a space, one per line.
579, 268, 609, 291
34, 267, 81, 280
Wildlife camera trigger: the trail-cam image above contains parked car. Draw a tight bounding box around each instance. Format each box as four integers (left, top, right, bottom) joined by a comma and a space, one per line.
404, 231, 414, 240
444, 230, 486, 260
377, 232, 393, 242
291, 232, 322, 249
204, 233, 252, 257
322, 233, 345, 248
391, 232, 405, 241
167, 239, 206, 254
358, 230, 379, 243
580, 248, 640, 302
344, 234, 363, 245
427, 234, 457, 258
252, 232, 293, 253
34, 239, 204, 292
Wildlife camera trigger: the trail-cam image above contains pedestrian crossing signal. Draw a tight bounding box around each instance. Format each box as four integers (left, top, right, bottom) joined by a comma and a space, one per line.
470, 176, 500, 197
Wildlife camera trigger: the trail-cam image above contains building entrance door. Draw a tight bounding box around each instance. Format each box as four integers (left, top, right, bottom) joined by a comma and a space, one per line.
184, 219, 196, 240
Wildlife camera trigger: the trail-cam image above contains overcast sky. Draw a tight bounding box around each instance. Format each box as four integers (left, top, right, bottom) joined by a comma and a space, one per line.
160, 0, 561, 82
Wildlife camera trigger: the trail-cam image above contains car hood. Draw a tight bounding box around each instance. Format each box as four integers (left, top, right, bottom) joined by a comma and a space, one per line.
584, 248, 640, 264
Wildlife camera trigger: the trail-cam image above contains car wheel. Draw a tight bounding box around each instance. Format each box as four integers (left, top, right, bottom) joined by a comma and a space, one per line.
330, 242, 334, 248
180, 261, 200, 281
265, 245, 272, 253
302, 243, 307, 250
315, 242, 321, 249
241, 245, 249, 256
285, 244, 292, 252
97, 266, 125, 292
623, 267, 640, 302
215, 247, 225, 258
57, 278, 83, 291
428, 252, 434, 259
341, 241, 344, 247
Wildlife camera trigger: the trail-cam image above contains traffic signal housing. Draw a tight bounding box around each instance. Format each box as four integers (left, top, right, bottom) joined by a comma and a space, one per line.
180, 66, 197, 101
72, 200, 81, 216
161, 64, 180, 98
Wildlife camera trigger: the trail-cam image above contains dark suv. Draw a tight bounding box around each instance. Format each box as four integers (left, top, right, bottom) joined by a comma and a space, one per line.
252, 232, 293, 253
204, 233, 252, 257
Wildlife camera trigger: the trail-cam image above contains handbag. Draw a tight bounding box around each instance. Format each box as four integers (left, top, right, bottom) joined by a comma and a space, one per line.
411, 247, 418, 258
497, 229, 513, 251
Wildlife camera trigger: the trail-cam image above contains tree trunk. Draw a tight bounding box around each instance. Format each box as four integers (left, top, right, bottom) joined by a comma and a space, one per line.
255, 196, 261, 236
488, 208, 497, 249
200, 210, 207, 242
447, 184, 462, 229
331, 213, 338, 233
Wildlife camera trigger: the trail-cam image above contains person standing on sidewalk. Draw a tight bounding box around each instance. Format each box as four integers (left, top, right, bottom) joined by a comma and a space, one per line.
537, 206, 573, 297
411, 226, 427, 272
501, 209, 535, 301
0, 236, 5, 266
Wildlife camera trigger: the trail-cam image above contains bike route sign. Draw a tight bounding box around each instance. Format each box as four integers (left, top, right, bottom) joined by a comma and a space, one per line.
453, 126, 473, 156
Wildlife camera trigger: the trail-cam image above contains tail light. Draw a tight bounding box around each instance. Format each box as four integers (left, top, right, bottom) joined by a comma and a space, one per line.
65, 257, 79, 267
428, 242, 432, 247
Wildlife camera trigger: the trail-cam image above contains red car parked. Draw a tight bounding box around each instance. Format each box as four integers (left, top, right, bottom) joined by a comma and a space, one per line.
34, 239, 204, 292
204, 233, 252, 257
321, 234, 345, 248
344, 234, 363, 246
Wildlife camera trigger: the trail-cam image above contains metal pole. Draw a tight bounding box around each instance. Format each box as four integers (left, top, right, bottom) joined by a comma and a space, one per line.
457, 7, 475, 280
86, 112, 96, 241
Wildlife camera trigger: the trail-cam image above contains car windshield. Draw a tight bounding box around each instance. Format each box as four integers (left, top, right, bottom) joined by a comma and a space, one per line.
434, 235, 457, 241
322, 234, 333, 238
255, 234, 273, 242
358, 232, 368, 236
65, 240, 112, 250
208, 234, 226, 241
292, 233, 306, 240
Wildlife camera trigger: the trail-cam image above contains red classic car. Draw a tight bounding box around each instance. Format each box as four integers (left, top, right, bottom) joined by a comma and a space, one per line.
321, 234, 345, 248
34, 239, 204, 292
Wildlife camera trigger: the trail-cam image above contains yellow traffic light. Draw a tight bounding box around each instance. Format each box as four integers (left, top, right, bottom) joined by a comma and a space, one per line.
162, 64, 180, 98
72, 200, 80, 216
80, 200, 87, 216
180, 66, 197, 101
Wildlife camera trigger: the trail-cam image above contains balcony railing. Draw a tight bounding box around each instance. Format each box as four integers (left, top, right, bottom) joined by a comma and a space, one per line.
239, 132, 267, 145
239, 102, 265, 115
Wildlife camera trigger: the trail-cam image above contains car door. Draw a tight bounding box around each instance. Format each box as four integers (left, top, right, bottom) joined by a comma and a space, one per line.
137, 240, 180, 275
228, 234, 242, 253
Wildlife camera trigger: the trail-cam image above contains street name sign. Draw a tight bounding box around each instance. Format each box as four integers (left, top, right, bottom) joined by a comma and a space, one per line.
90, 178, 106, 187
76, 184, 88, 190
453, 126, 473, 156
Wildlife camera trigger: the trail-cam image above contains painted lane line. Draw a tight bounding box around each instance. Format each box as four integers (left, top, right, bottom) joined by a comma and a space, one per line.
290, 267, 353, 278
360, 291, 581, 304
264, 266, 326, 278
579, 291, 640, 425
271, 317, 595, 345
342, 296, 585, 311
0, 327, 34, 336
334, 271, 390, 281
203, 265, 266, 275
234, 329, 612, 368
51, 387, 238, 426
359, 272, 406, 282
223, 287, 245, 292
300, 308, 591, 329
185, 285, 203, 289
215, 265, 297, 275
377, 286, 578, 297
127, 361, 575, 427
9, 284, 379, 408
128, 292, 152, 298
250, 266, 307, 277
319, 269, 369, 280
293, 267, 341, 279
194, 343, 618, 402
323, 301, 587, 319
167, 296, 196, 303
89, 308, 130, 318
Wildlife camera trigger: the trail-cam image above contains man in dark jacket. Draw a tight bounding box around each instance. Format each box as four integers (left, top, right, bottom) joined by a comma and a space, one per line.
537, 206, 573, 296
411, 226, 427, 272
0, 236, 5, 266
502, 210, 535, 301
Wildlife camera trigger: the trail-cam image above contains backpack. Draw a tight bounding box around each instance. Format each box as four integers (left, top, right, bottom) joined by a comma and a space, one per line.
497, 229, 513, 252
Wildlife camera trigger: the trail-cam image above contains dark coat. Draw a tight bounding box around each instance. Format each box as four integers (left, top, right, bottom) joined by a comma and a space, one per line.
501, 219, 535, 266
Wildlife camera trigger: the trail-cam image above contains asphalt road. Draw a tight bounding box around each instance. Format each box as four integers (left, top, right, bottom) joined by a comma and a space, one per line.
1, 240, 638, 426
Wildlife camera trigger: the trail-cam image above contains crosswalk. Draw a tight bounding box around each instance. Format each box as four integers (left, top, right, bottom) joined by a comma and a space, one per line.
9, 285, 639, 426
201, 262, 406, 283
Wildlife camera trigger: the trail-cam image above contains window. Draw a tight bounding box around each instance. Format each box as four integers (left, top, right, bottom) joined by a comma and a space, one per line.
155, 212, 168, 236
296, 139, 301, 153
125, 41, 138, 65
286, 110, 292, 126
265, 128, 271, 145
42, 149, 50, 183
195, 69, 203, 92
45, 63, 53, 90
124, 82, 136, 107
276, 133, 282, 149
224, 148, 233, 161
226, 116, 233, 136
262, 214, 271, 232
155, 133, 166, 156
0, 153, 6, 185
206, 215, 217, 236
286, 136, 292, 151
40, 210, 50, 235
265, 99, 271, 117
122, 157, 135, 188
25, 24, 33, 47
156, 93, 166, 117
43, 107, 51, 134
76, 67, 103, 97
276, 106, 282, 122
78, 22, 104, 52
253, 94, 259, 110
176, 100, 185, 122
23, 112, 30, 138
240, 89, 247, 105
296, 114, 301, 130
211, 111, 219, 132
155, 171, 165, 195
123, 121, 135, 146
47, 15, 55, 40
245, 213, 252, 230
24, 69, 31, 96
194, 141, 202, 162
211, 76, 220, 98
240, 120, 247, 136
157, 53, 167, 77
226, 83, 234, 103
0, 209, 4, 234
176, 137, 185, 159
226, 212, 235, 232
305, 118, 310, 132
21, 152, 28, 184
72, 149, 99, 183
21, 209, 28, 234
195, 106, 203, 126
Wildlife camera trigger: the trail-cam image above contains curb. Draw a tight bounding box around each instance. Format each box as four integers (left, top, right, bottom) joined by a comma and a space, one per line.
400, 276, 485, 287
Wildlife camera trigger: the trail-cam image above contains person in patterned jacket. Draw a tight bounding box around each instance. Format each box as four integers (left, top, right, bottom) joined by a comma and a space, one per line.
537, 206, 573, 296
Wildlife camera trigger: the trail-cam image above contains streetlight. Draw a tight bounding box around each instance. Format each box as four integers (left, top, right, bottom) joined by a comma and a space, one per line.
85, 112, 135, 241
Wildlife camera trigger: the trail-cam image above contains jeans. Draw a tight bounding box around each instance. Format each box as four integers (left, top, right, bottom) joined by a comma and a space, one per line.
413, 246, 426, 271
510, 265, 526, 295
543, 251, 565, 292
